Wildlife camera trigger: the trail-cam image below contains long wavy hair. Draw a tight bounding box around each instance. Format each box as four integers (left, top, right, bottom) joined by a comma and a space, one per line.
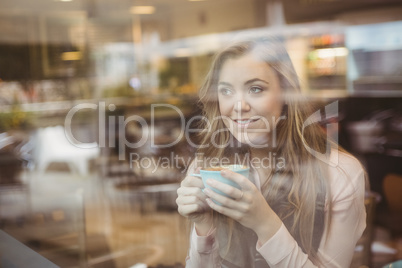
195, 37, 333, 265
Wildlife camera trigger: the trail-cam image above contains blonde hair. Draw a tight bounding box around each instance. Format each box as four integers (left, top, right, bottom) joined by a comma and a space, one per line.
196, 38, 333, 265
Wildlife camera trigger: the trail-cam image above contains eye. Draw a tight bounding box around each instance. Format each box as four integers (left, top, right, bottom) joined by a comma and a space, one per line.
219, 87, 233, 96
249, 86, 263, 94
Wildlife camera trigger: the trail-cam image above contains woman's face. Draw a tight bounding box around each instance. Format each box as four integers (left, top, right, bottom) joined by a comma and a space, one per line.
218, 53, 284, 147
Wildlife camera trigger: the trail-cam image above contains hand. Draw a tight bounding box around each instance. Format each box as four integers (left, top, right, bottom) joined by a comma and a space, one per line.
176, 169, 213, 233
203, 169, 282, 243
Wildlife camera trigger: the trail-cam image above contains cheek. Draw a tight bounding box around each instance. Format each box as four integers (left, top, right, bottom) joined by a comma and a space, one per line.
258, 96, 283, 119
218, 98, 232, 116
268, 104, 283, 120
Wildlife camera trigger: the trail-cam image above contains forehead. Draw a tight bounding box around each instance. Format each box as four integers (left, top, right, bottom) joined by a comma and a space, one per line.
218, 53, 276, 82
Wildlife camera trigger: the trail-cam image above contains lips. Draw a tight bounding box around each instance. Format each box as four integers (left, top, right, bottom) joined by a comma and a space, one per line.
233, 118, 259, 127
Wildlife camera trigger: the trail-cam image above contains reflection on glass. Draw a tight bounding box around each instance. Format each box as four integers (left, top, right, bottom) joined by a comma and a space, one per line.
1, 0, 402, 267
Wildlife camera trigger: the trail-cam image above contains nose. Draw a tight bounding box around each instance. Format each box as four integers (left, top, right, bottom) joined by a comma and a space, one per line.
233, 98, 250, 113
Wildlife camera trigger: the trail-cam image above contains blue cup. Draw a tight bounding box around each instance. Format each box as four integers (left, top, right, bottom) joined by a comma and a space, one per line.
383, 260, 402, 268
192, 165, 249, 203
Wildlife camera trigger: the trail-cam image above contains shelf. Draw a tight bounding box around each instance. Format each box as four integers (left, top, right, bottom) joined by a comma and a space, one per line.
350, 90, 402, 98
354, 76, 402, 84
0, 95, 198, 114
306, 89, 349, 100
306, 88, 402, 98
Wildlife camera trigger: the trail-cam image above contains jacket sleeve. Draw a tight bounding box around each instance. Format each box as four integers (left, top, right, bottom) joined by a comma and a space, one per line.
256, 161, 367, 267
185, 225, 222, 268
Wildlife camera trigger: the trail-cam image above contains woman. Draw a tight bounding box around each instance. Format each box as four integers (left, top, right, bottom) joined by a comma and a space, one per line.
176, 38, 366, 267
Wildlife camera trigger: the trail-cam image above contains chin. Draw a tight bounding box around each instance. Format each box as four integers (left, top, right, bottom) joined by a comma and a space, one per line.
232, 133, 270, 148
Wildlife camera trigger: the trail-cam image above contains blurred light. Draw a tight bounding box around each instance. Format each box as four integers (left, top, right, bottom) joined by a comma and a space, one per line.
129, 77, 141, 90
129, 264, 147, 268
130, 6, 155, 14
188, 0, 207, 1
174, 48, 192, 57
316, 47, 348, 59
54, 0, 73, 2
61, 51, 82, 61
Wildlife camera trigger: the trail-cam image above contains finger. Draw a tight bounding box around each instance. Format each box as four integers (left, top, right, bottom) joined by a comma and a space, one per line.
203, 188, 247, 212
177, 187, 205, 199
205, 179, 244, 200
177, 198, 209, 215
205, 198, 243, 221
176, 195, 208, 209
181, 175, 204, 188
178, 204, 205, 216
220, 170, 253, 191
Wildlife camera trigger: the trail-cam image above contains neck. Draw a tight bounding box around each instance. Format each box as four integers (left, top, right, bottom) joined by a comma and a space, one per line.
249, 146, 274, 161
248, 147, 275, 179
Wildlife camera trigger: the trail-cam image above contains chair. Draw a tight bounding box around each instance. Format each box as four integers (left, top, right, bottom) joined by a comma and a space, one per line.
33, 126, 99, 176
383, 174, 402, 214
382, 173, 402, 237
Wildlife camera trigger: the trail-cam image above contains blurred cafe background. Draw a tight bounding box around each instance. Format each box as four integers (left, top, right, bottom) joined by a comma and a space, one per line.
1, 0, 402, 267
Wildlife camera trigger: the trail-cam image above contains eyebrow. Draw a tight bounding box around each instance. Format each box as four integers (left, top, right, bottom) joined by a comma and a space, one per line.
218, 78, 269, 87
245, 78, 269, 85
